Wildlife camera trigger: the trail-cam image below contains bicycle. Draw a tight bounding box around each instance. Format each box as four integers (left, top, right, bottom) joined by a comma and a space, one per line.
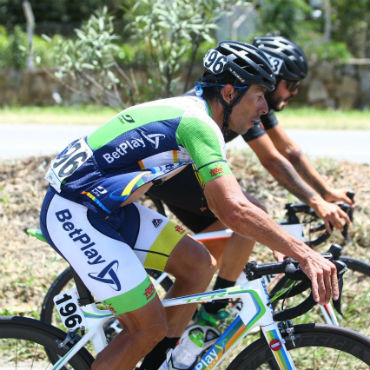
35, 195, 370, 336
1, 253, 370, 370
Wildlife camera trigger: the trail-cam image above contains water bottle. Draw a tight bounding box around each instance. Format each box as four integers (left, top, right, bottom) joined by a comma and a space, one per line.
171, 327, 205, 369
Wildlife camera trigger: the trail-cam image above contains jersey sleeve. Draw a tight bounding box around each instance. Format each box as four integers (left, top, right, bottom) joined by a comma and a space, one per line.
260, 109, 279, 130
241, 124, 267, 142
175, 116, 232, 186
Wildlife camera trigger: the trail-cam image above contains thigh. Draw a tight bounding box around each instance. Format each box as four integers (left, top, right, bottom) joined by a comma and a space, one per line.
116, 202, 188, 271
41, 192, 156, 316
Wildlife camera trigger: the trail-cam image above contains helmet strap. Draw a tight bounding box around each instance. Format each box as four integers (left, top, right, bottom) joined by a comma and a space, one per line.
217, 88, 248, 132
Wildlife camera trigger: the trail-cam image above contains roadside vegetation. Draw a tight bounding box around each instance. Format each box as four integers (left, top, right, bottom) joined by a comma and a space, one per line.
0, 106, 369, 130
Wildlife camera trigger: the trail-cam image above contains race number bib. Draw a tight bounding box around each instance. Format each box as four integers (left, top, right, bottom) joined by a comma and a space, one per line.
45, 138, 93, 192
266, 54, 284, 74
203, 49, 228, 75
53, 287, 87, 331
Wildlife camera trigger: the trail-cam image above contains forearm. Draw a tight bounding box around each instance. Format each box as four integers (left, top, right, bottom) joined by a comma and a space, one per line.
287, 150, 330, 198
205, 177, 313, 262
262, 155, 318, 205
218, 198, 313, 262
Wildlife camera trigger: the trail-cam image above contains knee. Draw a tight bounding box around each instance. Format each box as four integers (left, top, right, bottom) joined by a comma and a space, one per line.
186, 242, 217, 282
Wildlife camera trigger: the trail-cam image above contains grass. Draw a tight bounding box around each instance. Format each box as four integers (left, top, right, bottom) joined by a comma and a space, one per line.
0, 105, 117, 126
0, 105, 369, 129
278, 107, 370, 130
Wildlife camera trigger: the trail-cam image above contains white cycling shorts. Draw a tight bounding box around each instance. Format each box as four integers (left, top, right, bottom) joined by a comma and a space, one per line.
41, 190, 187, 314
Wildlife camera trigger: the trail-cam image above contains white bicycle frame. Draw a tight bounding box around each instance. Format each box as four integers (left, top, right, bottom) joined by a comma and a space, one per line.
52, 276, 298, 370
51, 224, 338, 369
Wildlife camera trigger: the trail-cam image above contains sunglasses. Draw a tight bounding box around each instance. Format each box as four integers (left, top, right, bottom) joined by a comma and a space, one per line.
285, 80, 300, 92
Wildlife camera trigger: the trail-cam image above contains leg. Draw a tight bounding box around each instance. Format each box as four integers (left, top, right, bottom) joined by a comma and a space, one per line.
92, 295, 167, 370
164, 235, 217, 337
200, 220, 255, 280
41, 195, 171, 370
202, 191, 267, 280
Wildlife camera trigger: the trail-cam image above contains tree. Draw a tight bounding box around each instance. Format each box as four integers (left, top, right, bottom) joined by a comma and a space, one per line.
44, 1, 246, 108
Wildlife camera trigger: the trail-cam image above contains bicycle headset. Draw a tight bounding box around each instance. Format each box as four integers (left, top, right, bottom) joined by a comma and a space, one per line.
253, 36, 308, 83
195, 41, 276, 130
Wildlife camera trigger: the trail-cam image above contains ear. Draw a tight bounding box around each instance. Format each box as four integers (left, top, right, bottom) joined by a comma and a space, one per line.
220, 84, 235, 104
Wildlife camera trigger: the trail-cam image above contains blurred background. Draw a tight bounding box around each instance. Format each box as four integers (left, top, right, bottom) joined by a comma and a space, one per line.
0, 0, 369, 110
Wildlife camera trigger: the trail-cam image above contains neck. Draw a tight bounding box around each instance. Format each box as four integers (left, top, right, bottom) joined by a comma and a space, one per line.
206, 98, 224, 130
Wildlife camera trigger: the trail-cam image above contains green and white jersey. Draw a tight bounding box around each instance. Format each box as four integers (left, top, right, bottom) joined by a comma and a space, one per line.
45, 96, 232, 214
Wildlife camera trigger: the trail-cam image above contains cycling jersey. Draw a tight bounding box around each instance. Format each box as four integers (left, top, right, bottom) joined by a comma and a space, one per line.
41, 95, 233, 315
147, 109, 280, 231
45, 96, 232, 215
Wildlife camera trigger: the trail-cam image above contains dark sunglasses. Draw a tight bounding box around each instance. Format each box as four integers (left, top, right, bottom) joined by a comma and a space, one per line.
285, 80, 300, 92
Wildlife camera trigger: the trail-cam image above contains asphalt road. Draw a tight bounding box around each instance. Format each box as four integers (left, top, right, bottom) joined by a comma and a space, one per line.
0, 124, 369, 164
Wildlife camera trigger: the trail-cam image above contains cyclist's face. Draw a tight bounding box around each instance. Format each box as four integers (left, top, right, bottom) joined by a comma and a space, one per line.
229, 84, 269, 135
268, 80, 300, 111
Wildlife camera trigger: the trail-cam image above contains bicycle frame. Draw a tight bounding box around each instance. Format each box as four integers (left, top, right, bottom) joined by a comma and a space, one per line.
52, 277, 297, 370
162, 226, 339, 328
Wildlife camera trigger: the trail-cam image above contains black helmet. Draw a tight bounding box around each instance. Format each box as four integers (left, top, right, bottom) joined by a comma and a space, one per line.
197, 41, 275, 131
253, 36, 308, 81
201, 40, 276, 91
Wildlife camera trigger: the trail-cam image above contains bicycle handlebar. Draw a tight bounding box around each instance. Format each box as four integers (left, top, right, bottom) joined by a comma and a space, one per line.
283, 191, 355, 247
244, 244, 347, 321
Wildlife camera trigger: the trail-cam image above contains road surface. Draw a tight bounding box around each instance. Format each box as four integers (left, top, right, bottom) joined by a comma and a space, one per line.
0, 124, 369, 164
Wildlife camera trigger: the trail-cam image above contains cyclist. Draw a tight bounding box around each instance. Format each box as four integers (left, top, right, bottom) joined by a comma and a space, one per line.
146, 36, 352, 321
40, 41, 339, 370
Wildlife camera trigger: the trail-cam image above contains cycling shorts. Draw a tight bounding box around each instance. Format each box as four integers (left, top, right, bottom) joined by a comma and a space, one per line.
147, 166, 217, 233
40, 188, 187, 315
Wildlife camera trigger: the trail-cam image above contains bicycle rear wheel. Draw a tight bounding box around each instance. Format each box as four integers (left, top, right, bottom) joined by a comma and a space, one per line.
227, 323, 370, 370
0, 316, 93, 369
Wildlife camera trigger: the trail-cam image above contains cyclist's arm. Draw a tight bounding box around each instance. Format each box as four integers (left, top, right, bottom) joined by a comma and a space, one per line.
266, 124, 354, 205
248, 132, 350, 232
203, 173, 339, 305
247, 133, 318, 205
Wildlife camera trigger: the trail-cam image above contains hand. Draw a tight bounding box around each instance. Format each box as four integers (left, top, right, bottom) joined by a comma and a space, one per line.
311, 198, 351, 233
298, 251, 339, 305
273, 250, 286, 262
323, 188, 355, 205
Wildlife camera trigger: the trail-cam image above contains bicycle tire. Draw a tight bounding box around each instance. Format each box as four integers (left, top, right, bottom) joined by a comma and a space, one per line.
41, 266, 173, 327
0, 315, 93, 369
227, 323, 370, 370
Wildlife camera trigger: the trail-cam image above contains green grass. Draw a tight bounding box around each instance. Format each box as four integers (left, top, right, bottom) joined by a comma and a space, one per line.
278, 107, 370, 130
0, 105, 117, 126
0, 105, 369, 129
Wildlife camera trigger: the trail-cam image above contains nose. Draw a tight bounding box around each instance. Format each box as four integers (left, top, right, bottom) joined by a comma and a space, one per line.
291, 88, 299, 96
259, 95, 269, 115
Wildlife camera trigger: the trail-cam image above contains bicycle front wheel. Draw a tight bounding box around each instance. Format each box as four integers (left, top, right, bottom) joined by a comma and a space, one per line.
227, 323, 370, 370
0, 316, 93, 369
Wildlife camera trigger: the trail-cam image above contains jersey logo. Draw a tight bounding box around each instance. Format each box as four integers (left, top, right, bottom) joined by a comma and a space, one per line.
210, 167, 223, 177
152, 218, 163, 228
175, 225, 186, 234
139, 130, 166, 149
144, 283, 155, 300
88, 260, 121, 291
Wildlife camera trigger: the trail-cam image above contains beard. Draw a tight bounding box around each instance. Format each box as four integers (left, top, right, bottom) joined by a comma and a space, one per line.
266, 91, 285, 111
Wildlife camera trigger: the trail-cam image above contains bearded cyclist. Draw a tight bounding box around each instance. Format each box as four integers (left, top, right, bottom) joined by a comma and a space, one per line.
40, 41, 338, 370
